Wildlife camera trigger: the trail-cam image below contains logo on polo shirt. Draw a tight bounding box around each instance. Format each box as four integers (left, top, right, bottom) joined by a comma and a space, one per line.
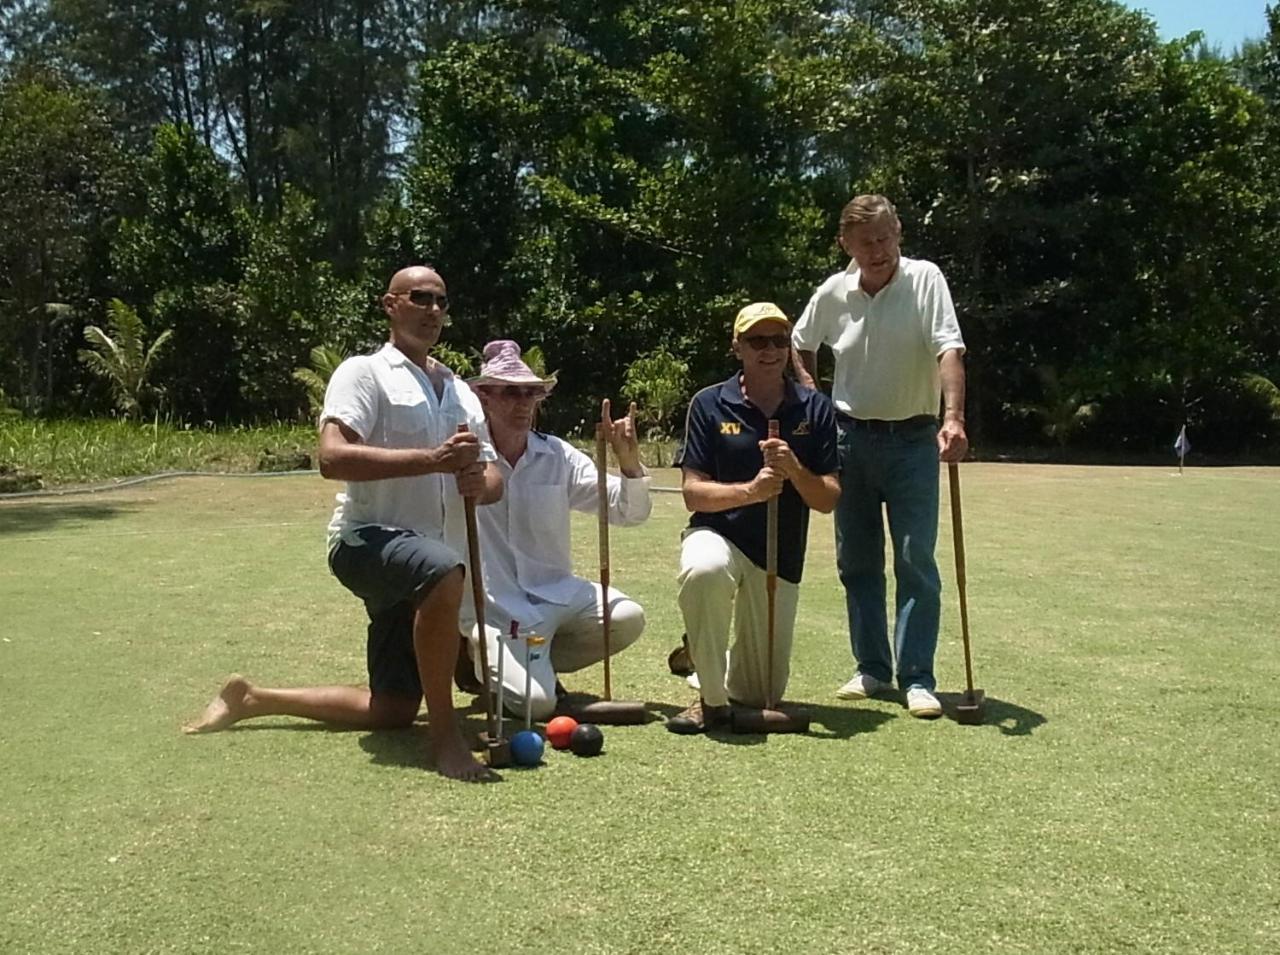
793, 421, 810, 435
720, 421, 742, 435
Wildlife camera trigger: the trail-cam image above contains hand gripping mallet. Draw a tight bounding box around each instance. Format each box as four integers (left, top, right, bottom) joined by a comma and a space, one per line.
731, 419, 810, 734
458, 424, 511, 767
948, 462, 985, 724
564, 408, 647, 725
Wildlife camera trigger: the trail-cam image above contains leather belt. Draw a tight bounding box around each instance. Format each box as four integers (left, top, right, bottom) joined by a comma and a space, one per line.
836, 413, 937, 433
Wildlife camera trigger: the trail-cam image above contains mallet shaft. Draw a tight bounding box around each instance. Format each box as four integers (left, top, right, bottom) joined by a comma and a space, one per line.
596, 422, 613, 701
458, 424, 498, 744
948, 462, 977, 697
766, 419, 780, 709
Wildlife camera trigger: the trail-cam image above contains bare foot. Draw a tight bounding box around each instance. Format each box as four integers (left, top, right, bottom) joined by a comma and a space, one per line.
433, 732, 498, 782
183, 675, 253, 734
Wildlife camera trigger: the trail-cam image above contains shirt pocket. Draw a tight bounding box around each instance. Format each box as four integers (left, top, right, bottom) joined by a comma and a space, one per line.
515, 484, 570, 552
386, 390, 430, 445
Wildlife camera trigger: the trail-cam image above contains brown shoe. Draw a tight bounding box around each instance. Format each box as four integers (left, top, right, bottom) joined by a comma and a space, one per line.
667, 635, 694, 676
666, 699, 731, 735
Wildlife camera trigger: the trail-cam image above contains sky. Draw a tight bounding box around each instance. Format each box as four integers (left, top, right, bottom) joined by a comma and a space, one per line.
1128, 0, 1272, 52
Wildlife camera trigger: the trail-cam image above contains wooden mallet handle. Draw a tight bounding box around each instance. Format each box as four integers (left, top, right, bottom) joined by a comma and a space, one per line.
458, 423, 498, 742
596, 420, 612, 701
947, 461, 976, 697
765, 419, 780, 708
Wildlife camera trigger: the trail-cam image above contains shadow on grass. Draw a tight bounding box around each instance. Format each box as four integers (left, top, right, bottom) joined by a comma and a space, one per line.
357, 714, 505, 783
804, 703, 898, 740
0, 501, 137, 537
937, 691, 1047, 736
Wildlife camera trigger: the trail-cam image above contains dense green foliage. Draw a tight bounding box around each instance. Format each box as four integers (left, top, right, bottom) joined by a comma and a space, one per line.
1, 0, 1278, 453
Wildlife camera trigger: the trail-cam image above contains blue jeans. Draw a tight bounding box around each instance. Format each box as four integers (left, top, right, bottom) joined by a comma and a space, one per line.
835, 421, 941, 691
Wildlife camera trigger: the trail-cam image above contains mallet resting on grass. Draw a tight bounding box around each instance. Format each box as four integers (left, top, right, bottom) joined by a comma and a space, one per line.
561, 412, 647, 725
731, 419, 809, 735
947, 461, 985, 725
460, 423, 511, 767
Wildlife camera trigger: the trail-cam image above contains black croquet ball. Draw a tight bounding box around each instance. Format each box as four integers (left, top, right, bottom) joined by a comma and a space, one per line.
569, 723, 604, 757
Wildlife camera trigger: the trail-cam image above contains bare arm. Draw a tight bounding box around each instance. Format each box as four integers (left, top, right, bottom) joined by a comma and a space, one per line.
937, 348, 968, 462
795, 349, 818, 390
759, 438, 840, 513
317, 419, 481, 481
681, 466, 782, 514
782, 461, 840, 514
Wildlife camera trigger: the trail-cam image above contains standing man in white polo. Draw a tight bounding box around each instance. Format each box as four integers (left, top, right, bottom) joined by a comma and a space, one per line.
792, 195, 968, 718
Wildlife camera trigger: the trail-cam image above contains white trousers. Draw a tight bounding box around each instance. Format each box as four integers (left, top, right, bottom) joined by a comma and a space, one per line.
473, 577, 645, 721
677, 527, 799, 708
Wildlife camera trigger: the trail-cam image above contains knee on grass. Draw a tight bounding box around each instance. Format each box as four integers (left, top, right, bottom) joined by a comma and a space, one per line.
369, 695, 420, 729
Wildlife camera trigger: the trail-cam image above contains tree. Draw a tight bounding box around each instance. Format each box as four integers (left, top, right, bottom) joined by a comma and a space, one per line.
78, 298, 173, 416
623, 346, 690, 438
112, 123, 246, 421
292, 344, 347, 418
0, 66, 122, 412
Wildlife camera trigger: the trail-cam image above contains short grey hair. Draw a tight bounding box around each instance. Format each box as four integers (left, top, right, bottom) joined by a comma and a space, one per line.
839, 194, 899, 230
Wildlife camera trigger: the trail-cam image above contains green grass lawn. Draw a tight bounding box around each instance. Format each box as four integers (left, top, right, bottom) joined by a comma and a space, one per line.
2, 464, 1277, 954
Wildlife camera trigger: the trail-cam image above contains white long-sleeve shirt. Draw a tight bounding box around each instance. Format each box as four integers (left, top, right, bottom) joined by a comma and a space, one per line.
476, 431, 651, 635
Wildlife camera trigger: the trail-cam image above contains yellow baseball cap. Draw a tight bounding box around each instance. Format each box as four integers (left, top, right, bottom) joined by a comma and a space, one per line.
733, 302, 791, 338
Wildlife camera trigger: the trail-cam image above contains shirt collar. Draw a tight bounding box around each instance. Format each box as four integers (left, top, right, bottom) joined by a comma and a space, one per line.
526, 430, 552, 456
844, 257, 905, 297
719, 373, 748, 407
498, 430, 552, 475
379, 342, 455, 378
719, 373, 801, 411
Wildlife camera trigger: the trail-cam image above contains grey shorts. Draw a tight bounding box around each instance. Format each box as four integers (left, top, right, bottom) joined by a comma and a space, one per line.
328, 525, 463, 699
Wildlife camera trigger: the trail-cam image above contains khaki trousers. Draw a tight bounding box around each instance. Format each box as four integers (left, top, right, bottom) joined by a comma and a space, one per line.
473, 579, 644, 721
677, 528, 798, 708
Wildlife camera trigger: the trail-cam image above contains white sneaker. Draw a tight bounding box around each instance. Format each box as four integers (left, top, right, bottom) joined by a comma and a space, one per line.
686, 672, 701, 690
835, 673, 888, 700
906, 686, 942, 719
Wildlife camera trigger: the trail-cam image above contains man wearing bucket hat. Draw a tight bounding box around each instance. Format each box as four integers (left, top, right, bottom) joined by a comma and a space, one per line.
668, 303, 840, 734
184, 265, 503, 783
465, 339, 652, 721
792, 194, 968, 719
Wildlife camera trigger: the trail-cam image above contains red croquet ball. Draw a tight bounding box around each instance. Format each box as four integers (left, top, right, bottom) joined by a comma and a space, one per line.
546, 715, 579, 750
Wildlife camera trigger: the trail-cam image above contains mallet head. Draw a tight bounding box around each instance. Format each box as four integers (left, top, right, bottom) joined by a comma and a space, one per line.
729, 704, 811, 735
485, 739, 512, 768
955, 688, 985, 725
564, 698, 649, 725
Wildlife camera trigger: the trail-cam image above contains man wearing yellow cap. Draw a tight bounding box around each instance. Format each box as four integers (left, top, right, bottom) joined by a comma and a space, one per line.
668, 303, 841, 733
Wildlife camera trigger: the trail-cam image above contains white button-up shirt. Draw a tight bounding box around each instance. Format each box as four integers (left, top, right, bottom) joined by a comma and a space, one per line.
321, 343, 496, 559
476, 431, 651, 634
793, 256, 965, 420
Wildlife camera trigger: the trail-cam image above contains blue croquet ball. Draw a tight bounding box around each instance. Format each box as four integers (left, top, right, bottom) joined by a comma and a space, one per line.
569, 723, 604, 757
510, 730, 545, 766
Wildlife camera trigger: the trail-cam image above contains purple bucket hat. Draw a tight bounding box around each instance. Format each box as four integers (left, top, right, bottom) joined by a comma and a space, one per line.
468, 340, 557, 393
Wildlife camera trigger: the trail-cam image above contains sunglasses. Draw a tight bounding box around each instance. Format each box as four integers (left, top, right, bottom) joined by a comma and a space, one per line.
492, 385, 545, 400
398, 289, 450, 310
740, 334, 791, 351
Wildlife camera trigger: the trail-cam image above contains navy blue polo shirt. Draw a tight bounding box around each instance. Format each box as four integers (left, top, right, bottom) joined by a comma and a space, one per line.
676, 374, 839, 584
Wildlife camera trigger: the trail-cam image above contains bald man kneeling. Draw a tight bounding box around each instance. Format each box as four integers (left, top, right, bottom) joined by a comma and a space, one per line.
184, 265, 504, 782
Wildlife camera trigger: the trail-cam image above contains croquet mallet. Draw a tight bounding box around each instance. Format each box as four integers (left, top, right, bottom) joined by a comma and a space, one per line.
731, 419, 810, 734
948, 461, 985, 724
563, 402, 647, 725
459, 424, 511, 766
